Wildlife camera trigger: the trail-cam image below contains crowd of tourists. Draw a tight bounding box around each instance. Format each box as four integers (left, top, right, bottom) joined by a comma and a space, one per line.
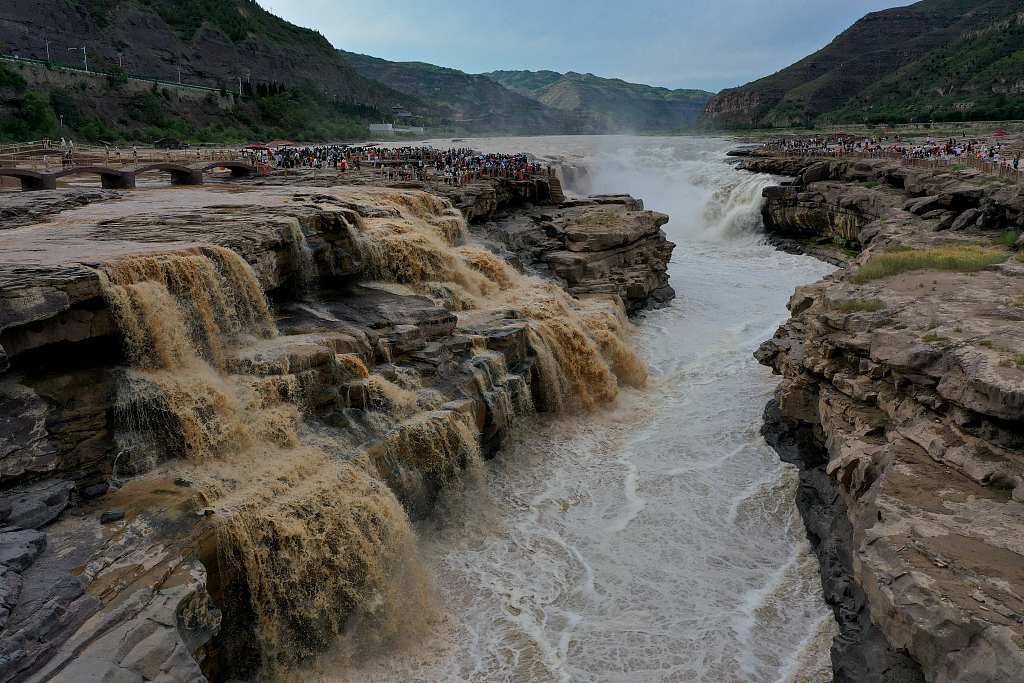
269, 145, 363, 171
764, 133, 1022, 174
249, 144, 551, 186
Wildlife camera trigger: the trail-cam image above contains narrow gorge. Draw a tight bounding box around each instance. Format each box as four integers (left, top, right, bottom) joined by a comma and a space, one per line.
0, 169, 673, 681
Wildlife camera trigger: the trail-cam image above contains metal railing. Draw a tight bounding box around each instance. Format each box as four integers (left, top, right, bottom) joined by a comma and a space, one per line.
0, 140, 245, 170
764, 146, 1024, 183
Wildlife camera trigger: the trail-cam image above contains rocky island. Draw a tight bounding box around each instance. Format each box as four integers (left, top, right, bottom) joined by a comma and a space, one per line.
744, 153, 1024, 682
0, 164, 674, 681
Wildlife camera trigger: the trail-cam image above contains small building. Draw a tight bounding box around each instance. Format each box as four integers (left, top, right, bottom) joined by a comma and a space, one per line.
368, 123, 426, 136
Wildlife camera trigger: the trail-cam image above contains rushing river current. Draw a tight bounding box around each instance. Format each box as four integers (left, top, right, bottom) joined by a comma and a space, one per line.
321, 136, 836, 682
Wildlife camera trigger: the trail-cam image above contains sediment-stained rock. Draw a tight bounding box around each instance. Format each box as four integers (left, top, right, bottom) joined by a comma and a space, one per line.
750, 153, 1024, 682
0, 173, 673, 681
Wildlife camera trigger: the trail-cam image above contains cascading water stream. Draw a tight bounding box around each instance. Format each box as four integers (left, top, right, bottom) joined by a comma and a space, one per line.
95, 185, 648, 680
322, 136, 837, 683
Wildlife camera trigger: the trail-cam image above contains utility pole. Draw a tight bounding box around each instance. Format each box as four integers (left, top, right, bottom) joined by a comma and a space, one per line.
177, 65, 182, 84
238, 75, 242, 96
44, 38, 50, 63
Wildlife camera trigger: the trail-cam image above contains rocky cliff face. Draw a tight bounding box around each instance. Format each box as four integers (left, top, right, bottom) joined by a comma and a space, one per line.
749, 155, 1024, 681
0, 172, 673, 681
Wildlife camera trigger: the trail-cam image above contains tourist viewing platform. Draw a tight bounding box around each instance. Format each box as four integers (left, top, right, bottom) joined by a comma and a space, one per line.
749, 129, 1024, 183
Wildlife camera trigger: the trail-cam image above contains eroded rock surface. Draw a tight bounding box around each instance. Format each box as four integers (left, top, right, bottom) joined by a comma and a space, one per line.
750, 154, 1024, 682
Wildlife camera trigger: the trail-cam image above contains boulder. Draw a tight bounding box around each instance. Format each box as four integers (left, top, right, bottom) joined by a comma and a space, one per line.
951, 208, 981, 231
0, 480, 74, 530
800, 161, 833, 185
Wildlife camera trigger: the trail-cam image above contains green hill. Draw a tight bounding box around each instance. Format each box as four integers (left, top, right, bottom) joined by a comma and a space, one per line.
702, 0, 1024, 128
487, 70, 713, 132
337, 52, 585, 135
0, 0, 421, 142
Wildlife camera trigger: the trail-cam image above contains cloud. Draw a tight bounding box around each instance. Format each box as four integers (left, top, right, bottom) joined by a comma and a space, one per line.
260, 0, 911, 91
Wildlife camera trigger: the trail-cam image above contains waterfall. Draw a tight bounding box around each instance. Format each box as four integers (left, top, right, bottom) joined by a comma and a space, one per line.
95, 183, 647, 678
98, 246, 431, 677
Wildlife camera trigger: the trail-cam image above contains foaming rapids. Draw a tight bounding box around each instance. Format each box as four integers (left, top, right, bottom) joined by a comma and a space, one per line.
325, 136, 838, 683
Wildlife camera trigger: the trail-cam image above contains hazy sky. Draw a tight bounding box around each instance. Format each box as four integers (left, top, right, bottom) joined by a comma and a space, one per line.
259, 0, 912, 92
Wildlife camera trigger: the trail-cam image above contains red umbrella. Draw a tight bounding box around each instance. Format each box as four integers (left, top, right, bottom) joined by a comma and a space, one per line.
992, 130, 1009, 137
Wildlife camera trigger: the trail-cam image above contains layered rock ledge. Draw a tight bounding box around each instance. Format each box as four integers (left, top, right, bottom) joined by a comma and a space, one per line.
747, 155, 1024, 682
0, 173, 673, 682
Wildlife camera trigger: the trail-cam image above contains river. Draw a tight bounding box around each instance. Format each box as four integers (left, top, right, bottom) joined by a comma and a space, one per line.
320, 136, 837, 682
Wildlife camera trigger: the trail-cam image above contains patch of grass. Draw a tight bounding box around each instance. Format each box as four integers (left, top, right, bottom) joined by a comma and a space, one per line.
999, 230, 1021, 248
922, 333, 949, 344
1015, 354, 1024, 369
979, 339, 994, 348
832, 299, 886, 313
852, 245, 1010, 283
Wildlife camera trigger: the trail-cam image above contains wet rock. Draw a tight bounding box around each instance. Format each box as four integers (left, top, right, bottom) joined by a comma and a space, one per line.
0, 382, 62, 482
80, 482, 109, 499
0, 480, 73, 530
99, 510, 125, 525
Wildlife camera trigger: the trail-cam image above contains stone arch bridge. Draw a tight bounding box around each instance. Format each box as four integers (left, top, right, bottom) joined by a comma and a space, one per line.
0, 161, 257, 191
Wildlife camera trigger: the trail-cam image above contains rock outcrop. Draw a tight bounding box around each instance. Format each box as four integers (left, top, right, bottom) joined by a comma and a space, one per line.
482, 195, 675, 312
0, 173, 673, 681
749, 154, 1024, 682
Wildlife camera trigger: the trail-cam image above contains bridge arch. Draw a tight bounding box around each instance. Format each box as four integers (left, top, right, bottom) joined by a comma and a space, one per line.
54, 166, 136, 189
0, 168, 57, 191
133, 163, 204, 186
200, 161, 257, 178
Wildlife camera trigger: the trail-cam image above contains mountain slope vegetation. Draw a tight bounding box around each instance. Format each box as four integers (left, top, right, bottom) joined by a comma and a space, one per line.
0, 0, 420, 142
487, 70, 713, 132
337, 51, 584, 135
702, 0, 1024, 128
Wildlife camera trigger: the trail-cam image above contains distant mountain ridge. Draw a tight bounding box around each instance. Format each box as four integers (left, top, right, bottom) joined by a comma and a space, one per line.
702, 0, 1024, 128
487, 70, 713, 132
336, 51, 586, 135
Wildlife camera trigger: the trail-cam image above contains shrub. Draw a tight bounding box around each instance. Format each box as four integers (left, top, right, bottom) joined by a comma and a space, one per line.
852, 245, 1010, 283
107, 65, 129, 86
0, 64, 26, 91
0, 92, 58, 142
999, 230, 1020, 248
